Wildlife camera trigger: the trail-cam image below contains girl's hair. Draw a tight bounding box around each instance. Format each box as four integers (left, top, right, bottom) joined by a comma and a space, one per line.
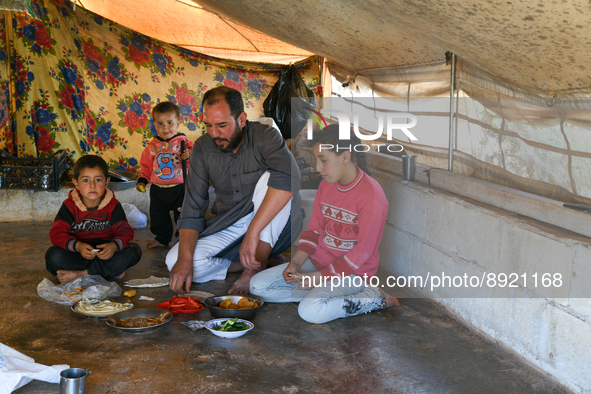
73, 155, 109, 180
310, 124, 371, 174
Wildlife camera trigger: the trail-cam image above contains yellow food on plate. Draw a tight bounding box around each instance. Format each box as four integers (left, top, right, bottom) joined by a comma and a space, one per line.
76, 299, 133, 316
237, 298, 254, 308
218, 299, 232, 309
123, 290, 137, 297
217, 298, 259, 309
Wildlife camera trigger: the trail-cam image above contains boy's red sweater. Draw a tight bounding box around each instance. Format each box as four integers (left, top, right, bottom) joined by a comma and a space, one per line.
49, 189, 134, 252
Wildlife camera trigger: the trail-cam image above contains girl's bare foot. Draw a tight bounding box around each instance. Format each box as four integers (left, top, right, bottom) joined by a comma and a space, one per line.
115, 272, 126, 280
147, 239, 166, 248
385, 294, 403, 307
57, 270, 88, 284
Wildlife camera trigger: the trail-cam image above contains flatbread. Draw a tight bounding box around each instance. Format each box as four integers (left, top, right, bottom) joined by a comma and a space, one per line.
63, 289, 84, 302
124, 276, 169, 288
76, 299, 133, 316
182, 291, 215, 301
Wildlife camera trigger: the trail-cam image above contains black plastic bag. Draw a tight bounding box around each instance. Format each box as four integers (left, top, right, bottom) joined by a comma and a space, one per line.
263, 65, 316, 139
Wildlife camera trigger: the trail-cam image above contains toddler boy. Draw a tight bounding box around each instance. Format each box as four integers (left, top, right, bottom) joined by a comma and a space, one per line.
136, 102, 193, 248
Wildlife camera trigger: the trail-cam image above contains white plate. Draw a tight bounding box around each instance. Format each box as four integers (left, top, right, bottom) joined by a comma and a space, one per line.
205, 318, 254, 339
71, 297, 134, 318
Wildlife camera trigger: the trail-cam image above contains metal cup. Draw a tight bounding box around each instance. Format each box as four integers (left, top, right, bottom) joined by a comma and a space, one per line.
402, 155, 416, 181
60, 368, 91, 394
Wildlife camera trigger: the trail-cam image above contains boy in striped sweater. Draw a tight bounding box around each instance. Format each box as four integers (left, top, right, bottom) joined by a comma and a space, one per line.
46, 155, 141, 283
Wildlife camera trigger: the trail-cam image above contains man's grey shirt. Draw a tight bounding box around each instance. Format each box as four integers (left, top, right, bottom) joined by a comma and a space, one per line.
178, 120, 302, 238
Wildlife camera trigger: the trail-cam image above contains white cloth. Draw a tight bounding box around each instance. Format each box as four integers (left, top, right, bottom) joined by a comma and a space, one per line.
0, 342, 69, 394
166, 171, 292, 282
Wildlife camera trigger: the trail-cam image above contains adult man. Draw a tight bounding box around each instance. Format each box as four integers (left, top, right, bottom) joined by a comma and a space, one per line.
166, 86, 302, 294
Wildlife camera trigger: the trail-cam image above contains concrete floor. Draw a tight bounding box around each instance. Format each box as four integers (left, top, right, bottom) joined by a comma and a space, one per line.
1, 222, 569, 394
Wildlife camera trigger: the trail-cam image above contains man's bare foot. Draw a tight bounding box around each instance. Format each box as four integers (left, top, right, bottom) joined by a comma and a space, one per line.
228, 268, 259, 294
147, 239, 167, 249
115, 272, 125, 280
267, 254, 286, 268
57, 270, 87, 284
227, 261, 245, 273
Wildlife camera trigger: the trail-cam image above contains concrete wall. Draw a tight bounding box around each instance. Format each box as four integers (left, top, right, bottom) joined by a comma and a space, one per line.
369, 152, 591, 393
0, 185, 150, 222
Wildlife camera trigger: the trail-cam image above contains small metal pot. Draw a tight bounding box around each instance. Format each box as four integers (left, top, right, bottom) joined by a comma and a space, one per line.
204, 295, 264, 320
60, 368, 91, 394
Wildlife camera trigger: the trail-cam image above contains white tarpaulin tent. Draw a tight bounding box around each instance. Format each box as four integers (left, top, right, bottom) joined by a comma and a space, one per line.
187, 0, 591, 204
195, 0, 591, 93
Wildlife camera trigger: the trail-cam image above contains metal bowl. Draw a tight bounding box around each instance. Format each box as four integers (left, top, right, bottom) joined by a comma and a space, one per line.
106, 308, 172, 332
204, 295, 264, 320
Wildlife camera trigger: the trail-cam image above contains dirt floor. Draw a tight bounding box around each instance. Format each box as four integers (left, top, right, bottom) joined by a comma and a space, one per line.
1, 222, 570, 394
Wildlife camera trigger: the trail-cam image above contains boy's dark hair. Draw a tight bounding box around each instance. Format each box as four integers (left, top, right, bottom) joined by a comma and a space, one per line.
73, 155, 109, 180
310, 124, 371, 175
202, 86, 244, 118
152, 101, 180, 119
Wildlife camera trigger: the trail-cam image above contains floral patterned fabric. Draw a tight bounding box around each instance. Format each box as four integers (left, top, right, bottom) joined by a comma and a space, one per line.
0, 0, 320, 174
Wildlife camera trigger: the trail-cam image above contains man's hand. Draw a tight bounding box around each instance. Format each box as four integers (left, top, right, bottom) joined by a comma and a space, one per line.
169, 258, 193, 294
239, 186, 292, 270
76, 242, 99, 260
239, 230, 262, 270
169, 228, 200, 294
96, 242, 117, 260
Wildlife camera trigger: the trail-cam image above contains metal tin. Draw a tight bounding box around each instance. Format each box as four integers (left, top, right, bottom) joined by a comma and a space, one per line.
60, 368, 91, 394
204, 295, 264, 320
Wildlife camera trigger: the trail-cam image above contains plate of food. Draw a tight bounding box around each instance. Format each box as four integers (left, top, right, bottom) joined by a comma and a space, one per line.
106, 308, 173, 332
205, 318, 254, 339
72, 297, 134, 317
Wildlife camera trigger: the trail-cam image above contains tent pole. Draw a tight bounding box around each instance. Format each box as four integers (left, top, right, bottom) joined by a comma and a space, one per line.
4, 10, 16, 156
447, 52, 457, 171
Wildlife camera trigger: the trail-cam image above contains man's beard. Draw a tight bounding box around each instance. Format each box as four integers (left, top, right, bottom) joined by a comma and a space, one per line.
213, 123, 243, 153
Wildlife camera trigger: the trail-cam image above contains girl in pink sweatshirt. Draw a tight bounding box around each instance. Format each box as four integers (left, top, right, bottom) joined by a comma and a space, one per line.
250, 124, 401, 323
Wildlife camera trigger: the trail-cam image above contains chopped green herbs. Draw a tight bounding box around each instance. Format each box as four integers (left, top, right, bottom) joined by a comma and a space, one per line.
212, 318, 250, 332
